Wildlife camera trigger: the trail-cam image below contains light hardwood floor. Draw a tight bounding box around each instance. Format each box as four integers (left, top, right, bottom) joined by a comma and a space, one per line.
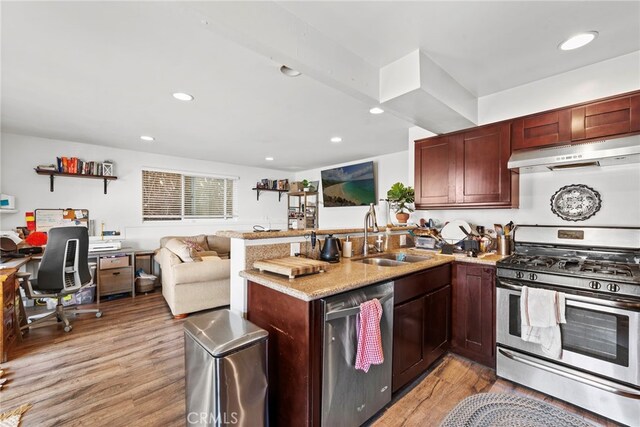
1, 293, 619, 426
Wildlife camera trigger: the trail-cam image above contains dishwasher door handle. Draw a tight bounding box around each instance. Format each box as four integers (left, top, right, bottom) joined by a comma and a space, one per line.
325, 293, 393, 321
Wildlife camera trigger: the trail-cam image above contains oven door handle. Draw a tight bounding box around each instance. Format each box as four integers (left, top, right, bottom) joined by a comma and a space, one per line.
497, 279, 640, 310
498, 348, 640, 400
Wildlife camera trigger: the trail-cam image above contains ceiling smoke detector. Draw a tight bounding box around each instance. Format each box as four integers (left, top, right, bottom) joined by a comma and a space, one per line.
280, 65, 301, 77
559, 32, 598, 50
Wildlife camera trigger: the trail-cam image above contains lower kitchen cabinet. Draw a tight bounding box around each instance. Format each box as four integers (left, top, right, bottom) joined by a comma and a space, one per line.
451, 263, 496, 368
392, 264, 451, 392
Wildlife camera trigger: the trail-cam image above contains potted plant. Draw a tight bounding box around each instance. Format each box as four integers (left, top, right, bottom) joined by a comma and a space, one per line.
301, 179, 310, 191
386, 182, 415, 224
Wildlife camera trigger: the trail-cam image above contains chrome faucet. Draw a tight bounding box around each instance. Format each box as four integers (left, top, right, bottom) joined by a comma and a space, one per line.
363, 203, 379, 256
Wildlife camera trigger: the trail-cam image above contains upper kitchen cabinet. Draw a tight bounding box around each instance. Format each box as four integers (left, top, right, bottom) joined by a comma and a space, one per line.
511, 91, 640, 151
414, 136, 456, 206
571, 93, 640, 141
415, 123, 518, 209
511, 109, 571, 150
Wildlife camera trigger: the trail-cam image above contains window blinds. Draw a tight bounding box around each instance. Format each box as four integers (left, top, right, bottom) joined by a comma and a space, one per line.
142, 170, 236, 221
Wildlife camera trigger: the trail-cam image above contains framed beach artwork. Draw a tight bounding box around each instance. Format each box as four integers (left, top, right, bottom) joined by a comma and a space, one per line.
321, 161, 376, 207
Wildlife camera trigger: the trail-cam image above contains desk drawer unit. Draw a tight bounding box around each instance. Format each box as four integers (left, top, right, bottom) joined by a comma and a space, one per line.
99, 267, 133, 296
99, 256, 130, 270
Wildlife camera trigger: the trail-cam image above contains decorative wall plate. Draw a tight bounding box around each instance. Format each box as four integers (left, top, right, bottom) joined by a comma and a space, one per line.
550, 184, 601, 222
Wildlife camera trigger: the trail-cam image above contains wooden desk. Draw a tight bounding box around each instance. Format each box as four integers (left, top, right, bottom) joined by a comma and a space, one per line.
0, 255, 33, 270
0, 268, 18, 362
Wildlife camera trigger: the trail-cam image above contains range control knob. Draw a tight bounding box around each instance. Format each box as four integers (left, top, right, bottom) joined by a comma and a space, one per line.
528, 273, 538, 281
515, 271, 524, 279
607, 283, 620, 293
588, 281, 601, 290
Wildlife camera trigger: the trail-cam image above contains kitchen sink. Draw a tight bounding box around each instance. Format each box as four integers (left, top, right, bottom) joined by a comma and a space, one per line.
356, 258, 406, 267
354, 253, 433, 267
371, 253, 433, 263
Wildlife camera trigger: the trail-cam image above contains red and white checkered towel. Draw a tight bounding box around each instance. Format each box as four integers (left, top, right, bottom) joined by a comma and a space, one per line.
355, 298, 384, 372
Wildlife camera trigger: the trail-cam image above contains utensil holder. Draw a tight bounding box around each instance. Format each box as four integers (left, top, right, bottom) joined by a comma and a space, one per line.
497, 236, 511, 255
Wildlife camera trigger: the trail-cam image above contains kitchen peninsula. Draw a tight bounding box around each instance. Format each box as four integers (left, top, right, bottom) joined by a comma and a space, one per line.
239, 243, 505, 426
216, 226, 422, 315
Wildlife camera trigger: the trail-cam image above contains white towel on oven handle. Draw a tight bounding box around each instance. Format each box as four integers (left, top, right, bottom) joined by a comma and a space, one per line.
520, 286, 566, 358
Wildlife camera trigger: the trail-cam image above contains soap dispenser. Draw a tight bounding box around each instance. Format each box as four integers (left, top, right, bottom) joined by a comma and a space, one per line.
343, 236, 353, 258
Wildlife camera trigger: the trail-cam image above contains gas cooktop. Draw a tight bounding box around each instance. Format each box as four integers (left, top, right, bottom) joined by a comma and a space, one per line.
500, 254, 640, 284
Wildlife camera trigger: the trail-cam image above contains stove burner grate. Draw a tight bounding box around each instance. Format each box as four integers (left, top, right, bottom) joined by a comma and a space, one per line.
506, 255, 556, 268
579, 261, 633, 277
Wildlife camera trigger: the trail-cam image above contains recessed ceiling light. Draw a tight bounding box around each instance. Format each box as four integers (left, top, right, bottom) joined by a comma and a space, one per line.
369, 107, 384, 115
280, 65, 301, 77
330, 137, 342, 143
265, 157, 274, 161
172, 92, 194, 101
140, 135, 155, 141
559, 31, 598, 51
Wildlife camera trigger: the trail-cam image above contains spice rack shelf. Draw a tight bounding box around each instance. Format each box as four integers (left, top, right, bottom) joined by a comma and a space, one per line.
35, 170, 118, 194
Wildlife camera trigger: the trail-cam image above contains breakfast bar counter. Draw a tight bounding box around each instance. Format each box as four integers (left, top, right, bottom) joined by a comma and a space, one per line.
240, 249, 507, 301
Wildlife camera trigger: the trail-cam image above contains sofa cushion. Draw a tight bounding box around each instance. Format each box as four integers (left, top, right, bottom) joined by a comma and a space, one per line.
172, 258, 230, 284
206, 236, 231, 259
165, 238, 201, 262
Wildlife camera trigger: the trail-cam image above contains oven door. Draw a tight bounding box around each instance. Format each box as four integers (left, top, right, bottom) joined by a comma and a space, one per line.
496, 279, 640, 387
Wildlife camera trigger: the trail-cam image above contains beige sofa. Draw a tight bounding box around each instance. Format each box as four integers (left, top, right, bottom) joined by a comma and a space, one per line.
155, 235, 231, 318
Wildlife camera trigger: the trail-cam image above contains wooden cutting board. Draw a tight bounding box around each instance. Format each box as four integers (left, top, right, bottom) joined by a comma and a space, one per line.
254, 257, 329, 279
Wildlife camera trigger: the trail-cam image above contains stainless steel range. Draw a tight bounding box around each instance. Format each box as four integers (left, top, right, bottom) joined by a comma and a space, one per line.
495, 225, 640, 426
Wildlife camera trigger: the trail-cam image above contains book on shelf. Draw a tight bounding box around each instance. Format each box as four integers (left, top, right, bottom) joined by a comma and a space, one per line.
44, 157, 110, 176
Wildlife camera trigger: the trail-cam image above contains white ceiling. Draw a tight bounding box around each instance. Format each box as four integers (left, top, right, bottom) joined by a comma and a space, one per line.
2, 1, 639, 170
279, 1, 640, 96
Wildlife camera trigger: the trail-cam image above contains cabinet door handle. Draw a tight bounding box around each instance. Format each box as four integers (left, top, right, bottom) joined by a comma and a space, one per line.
112, 272, 120, 276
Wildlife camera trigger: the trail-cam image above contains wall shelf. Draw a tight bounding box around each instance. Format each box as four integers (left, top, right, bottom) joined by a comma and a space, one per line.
35, 170, 118, 194
252, 188, 288, 201
0, 209, 17, 214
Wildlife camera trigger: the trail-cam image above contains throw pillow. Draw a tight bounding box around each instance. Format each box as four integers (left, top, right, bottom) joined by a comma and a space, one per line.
165, 238, 198, 262
182, 239, 205, 253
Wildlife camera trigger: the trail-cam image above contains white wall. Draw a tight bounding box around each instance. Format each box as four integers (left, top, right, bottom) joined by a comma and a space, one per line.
407, 51, 640, 229
294, 151, 409, 229
0, 133, 291, 249
478, 51, 640, 124
412, 165, 640, 230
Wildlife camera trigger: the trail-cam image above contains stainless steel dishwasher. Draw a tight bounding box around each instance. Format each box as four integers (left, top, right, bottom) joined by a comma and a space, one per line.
321, 281, 394, 427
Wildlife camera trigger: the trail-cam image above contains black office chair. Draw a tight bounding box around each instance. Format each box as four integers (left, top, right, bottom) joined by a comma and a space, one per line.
20, 226, 102, 332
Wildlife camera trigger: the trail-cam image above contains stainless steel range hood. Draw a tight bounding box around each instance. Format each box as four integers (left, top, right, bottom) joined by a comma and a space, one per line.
508, 134, 640, 173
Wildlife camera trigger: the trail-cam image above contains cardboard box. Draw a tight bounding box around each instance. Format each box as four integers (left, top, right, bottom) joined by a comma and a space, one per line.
289, 181, 304, 192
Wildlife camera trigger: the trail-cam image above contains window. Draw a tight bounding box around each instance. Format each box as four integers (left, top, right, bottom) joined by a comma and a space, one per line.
142, 169, 236, 221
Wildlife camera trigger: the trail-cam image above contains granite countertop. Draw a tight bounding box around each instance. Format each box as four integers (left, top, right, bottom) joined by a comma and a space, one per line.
240, 249, 508, 301
216, 226, 417, 240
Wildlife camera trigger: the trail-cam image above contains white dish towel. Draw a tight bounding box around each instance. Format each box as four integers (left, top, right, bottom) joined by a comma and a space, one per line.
520, 286, 566, 358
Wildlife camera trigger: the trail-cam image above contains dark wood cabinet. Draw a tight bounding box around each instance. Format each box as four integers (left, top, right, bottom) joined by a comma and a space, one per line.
415, 123, 518, 209
572, 93, 640, 141
415, 136, 456, 206
510, 91, 640, 152
247, 281, 323, 427
392, 264, 451, 392
451, 263, 496, 368
512, 109, 571, 150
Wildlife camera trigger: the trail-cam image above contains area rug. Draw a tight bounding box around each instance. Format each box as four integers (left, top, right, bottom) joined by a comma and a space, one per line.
0, 404, 32, 427
440, 393, 593, 427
